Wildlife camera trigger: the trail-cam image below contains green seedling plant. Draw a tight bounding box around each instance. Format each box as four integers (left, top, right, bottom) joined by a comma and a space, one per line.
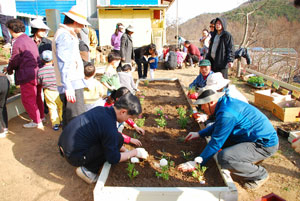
155, 107, 164, 116
155, 156, 174, 181
144, 80, 149, 86
192, 164, 207, 182
126, 162, 139, 180
133, 132, 140, 139
177, 107, 189, 129
180, 150, 194, 161
135, 115, 145, 127
155, 116, 167, 127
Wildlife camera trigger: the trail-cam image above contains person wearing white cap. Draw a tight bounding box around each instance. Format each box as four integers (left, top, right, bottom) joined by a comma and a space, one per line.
30, 18, 51, 55
178, 89, 279, 190
120, 25, 135, 64
52, 5, 90, 128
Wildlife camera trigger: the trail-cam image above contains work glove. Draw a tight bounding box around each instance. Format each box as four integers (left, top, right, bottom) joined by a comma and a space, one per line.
130, 157, 140, 163
136, 148, 149, 159
184, 132, 200, 142
177, 161, 196, 172
194, 113, 208, 123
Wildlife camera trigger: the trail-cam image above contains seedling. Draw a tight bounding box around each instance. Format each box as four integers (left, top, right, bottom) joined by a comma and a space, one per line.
180, 150, 194, 161
155, 107, 164, 116
135, 115, 145, 127
192, 164, 207, 182
188, 86, 196, 94
132, 132, 140, 139
178, 136, 185, 143
177, 107, 189, 129
155, 157, 174, 180
177, 107, 186, 117
126, 162, 139, 180
144, 80, 149, 86
155, 116, 167, 127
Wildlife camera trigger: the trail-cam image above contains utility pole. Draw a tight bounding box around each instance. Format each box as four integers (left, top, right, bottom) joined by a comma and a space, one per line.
176, 0, 179, 47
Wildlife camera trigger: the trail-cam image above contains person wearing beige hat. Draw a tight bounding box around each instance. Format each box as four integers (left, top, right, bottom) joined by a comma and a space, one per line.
30, 18, 51, 55
120, 25, 135, 64
52, 5, 90, 128
178, 89, 279, 190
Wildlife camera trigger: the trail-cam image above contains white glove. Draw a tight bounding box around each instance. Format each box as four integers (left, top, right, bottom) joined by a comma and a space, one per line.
178, 161, 196, 172
136, 148, 149, 159
185, 132, 200, 142
194, 156, 203, 164
195, 113, 208, 123
130, 157, 140, 163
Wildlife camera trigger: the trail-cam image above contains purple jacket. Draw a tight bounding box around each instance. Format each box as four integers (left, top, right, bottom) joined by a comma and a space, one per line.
111, 31, 123, 51
7, 33, 40, 85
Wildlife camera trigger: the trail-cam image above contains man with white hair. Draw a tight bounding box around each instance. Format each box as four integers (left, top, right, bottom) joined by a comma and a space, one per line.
52, 5, 90, 128
178, 89, 278, 189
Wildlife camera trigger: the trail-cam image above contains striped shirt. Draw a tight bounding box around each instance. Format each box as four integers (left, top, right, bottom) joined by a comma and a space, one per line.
38, 63, 58, 91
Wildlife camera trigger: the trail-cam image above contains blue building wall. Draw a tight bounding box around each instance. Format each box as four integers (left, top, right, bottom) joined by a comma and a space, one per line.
110, 0, 158, 5
15, 0, 76, 35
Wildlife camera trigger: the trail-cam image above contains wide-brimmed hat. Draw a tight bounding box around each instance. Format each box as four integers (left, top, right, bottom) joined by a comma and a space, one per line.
30, 19, 50, 30
126, 25, 134, 32
193, 89, 225, 105
63, 5, 90, 26
198, 59, 211, 67
41, 50, 53, 62
201, 72, 230, 92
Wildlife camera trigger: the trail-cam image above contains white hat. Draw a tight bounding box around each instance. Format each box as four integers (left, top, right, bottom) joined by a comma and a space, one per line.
126, 25, 134, 32
63, 5, 90, 26
201, 72, 230, 92
30, 19, 50, 30
41, 50, 53, 62
193, 89, 225, 105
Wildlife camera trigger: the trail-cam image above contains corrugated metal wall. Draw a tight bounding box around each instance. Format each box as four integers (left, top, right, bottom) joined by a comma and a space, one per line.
16, 0, 76, 20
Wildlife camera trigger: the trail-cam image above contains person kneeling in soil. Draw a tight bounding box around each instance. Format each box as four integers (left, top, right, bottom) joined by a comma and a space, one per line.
187, 59, 214, 100
178, 89, 279, 190
58, 92, 149, 184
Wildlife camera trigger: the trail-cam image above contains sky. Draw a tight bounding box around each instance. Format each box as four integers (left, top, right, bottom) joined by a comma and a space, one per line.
166, 0, 249, 24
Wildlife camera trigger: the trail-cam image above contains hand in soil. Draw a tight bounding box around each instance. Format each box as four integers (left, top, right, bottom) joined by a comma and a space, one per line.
185, 132, 200, 142
134, 126, 145, 135
178, 161, 196, 172
130, 138, 142, 146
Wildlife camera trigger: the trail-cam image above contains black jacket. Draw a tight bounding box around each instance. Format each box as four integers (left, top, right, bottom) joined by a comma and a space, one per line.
134, 44, 153, 60
206, 17, 234, 71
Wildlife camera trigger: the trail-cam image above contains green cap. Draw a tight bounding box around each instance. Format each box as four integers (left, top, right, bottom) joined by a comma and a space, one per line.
199, 59, 211, 67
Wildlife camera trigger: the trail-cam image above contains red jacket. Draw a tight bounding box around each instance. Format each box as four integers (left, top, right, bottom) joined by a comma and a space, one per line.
7, 34, 40, 85
188, 44, 201, 59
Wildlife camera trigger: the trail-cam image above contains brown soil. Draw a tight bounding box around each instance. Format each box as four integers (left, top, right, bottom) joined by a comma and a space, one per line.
106, 80, 225, 187
1, 66, 299, 201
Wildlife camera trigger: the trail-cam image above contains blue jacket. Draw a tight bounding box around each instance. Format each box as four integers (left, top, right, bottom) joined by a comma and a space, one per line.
198, 95, 278, 165
58, 106, 121, 164
189, 71, 214, 89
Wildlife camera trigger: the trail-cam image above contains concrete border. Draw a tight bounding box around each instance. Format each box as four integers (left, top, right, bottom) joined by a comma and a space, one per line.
93, 78, 238, 201
7, 93, 25, 121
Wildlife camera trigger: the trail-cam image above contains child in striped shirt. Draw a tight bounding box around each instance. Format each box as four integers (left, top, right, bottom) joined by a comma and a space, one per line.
38, 50, 63, 131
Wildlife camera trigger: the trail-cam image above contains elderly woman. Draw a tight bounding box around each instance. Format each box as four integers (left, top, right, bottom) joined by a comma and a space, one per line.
30, 18, 52, 55
4, 19, 44, 129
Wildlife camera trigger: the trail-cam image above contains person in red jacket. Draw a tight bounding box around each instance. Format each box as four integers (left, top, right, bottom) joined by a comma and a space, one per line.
184, 40, 201, 67
4, 19, 45, 129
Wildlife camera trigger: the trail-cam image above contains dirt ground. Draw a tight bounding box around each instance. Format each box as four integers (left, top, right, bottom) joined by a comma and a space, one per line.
1, 66, 300, 201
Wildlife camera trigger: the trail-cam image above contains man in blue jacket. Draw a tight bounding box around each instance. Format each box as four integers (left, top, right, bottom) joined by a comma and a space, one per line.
178, 89, 278, 189
58, 93, 149, 184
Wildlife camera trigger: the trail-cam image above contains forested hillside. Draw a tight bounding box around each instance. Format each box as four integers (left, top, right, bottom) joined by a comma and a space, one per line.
167, 0, 300, 53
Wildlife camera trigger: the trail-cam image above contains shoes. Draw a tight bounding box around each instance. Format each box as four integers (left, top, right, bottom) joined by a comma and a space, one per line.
244, 174, 269, 190
3, 43, 11, 49
53, 124, 60, 131
41, 117, 47, 123
0, 132, 6, 138
23, 121, 44, 129
76, 166, 98, 184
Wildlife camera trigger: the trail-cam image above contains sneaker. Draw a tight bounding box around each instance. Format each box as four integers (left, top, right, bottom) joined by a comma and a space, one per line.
76, 166, 98, 184
244, 174, 269, 190
23, 121, 44, 129
0, 132, 6, 138
53, 124, 59, 131
3, 43, 11, 49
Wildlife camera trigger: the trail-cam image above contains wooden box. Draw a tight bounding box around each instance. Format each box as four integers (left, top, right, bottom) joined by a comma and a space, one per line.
272, 100, 300, 122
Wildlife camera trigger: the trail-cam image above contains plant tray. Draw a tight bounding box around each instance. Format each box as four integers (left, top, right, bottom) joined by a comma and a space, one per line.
93, 78, 238, 201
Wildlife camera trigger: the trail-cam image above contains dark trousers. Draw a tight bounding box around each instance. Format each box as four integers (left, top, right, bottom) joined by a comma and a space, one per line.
213, 68, 228, 79
135, 57, 148, 79
59, 88, 85, 129
61, 133, 124, 173
217, 142, 278, 181
0, 76, 9, 132
0, 14, 14, 44
185, 53, 199, 65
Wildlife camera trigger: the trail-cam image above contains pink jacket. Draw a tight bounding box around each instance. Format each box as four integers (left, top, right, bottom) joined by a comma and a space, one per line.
176, 51, 184, 64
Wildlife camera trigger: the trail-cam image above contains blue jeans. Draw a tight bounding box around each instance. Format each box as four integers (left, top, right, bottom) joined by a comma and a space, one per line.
217, 142, 278, 181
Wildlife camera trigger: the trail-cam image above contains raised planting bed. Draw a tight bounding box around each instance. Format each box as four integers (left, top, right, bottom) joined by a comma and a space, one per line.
7, 93, 25, 121
94, 79, 237, 201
